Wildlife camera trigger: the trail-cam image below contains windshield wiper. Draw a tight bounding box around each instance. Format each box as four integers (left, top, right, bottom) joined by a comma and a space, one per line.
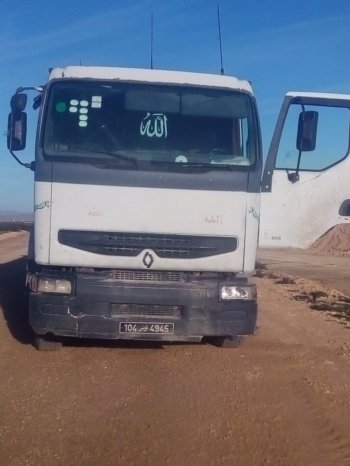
183, 162, 234, 170
150, 161, 234, 171
66, 148, 138, 167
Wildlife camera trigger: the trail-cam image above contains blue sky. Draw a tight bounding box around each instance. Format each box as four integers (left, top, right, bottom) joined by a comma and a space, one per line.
1, 0, 350, 212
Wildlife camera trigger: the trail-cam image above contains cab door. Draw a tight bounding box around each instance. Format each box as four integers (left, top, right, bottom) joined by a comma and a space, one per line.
259, 92, 350, 249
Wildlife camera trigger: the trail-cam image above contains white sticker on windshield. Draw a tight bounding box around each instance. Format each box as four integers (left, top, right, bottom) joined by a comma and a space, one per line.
67, 98, 91, 127
91, 96, 102, 108
140, 113, 168, 138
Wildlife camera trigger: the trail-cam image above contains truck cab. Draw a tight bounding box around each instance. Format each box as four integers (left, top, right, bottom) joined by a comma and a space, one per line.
7, 66, 262, 349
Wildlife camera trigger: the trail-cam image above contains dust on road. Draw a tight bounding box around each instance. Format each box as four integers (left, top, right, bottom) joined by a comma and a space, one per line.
1, 234, 350, 466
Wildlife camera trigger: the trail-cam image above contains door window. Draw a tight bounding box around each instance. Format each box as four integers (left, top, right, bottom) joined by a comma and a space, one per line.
275, 104, 350, 171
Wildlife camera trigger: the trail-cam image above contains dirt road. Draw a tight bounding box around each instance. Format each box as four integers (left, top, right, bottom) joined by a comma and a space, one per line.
258, 247, 350, 297
1, 234, 350, 466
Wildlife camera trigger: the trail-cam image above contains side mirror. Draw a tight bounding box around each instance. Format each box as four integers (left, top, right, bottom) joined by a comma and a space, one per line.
10, 93, 27, 112
7, 112, 27, 151
296, 110, 318, 152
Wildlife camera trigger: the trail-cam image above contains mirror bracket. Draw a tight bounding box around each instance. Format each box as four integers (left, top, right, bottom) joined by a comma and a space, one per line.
287, 171, 300, 183
8, 149, 35, 171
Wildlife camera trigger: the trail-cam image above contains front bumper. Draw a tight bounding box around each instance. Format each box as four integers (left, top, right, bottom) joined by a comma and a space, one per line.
29, 271, 257, 341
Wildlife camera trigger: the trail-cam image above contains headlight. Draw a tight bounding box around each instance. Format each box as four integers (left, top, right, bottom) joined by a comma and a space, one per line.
220, 285, 256, 301
30, 277, 72, 294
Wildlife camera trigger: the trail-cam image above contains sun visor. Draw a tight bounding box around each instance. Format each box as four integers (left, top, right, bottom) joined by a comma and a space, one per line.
125, 90, 180, 113
182, 93, 249, 118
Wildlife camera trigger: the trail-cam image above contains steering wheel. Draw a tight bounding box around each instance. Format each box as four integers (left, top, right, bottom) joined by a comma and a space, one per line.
84, 123, 121, 152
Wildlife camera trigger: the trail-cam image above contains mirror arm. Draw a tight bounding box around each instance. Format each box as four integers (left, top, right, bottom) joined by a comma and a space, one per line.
287, 150, 302, 183
16, 86, 43, 94
295, 149, 302, 173
9, 149, 35, 171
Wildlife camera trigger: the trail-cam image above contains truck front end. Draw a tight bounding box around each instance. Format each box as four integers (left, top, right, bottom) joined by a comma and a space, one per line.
11, 66, 262, 348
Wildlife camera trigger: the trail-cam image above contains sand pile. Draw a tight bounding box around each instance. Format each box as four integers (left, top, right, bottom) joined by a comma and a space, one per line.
310, 224, 350, 256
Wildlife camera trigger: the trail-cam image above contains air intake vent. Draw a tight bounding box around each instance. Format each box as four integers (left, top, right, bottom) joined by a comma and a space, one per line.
58, 230, 238, 259
111, 304, 182, 319
108, 270, 181, 282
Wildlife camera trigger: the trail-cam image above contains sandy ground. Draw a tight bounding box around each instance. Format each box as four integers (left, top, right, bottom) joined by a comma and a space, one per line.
1, 233, 350, 466
0, 230, 26, 243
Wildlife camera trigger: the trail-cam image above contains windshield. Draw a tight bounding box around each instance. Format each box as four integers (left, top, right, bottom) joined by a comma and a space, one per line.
43, 80, 258, 169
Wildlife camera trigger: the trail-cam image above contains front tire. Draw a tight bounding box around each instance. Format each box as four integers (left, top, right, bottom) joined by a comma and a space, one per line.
210, 335, 243, 348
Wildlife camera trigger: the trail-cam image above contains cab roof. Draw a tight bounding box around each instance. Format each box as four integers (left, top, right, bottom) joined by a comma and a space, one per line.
49, 66, 253, 94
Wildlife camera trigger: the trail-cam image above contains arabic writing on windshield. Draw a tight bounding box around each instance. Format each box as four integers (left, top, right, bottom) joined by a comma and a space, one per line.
140, 113, 168, 139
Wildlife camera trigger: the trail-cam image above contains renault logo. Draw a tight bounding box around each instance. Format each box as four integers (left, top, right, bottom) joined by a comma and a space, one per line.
142, 252, 154, 268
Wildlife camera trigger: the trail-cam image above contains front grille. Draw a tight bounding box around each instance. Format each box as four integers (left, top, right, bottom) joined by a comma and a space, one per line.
108, 270, 181, 282
111, 304, 182, 319
58, 230, 237, 259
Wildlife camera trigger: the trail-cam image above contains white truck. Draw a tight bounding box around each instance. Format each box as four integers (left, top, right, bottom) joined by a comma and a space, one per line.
7, 66, 350, 350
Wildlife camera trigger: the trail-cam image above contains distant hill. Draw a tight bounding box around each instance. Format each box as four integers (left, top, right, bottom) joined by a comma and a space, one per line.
0, 212, 33, 222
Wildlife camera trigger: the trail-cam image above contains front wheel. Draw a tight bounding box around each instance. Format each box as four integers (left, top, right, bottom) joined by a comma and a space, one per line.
34, 334, 63, 351
210, 335, 243, 348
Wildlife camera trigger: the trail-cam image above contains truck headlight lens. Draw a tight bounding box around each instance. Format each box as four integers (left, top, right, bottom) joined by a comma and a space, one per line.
31, 277, 72, 294
220, 285, 256, 301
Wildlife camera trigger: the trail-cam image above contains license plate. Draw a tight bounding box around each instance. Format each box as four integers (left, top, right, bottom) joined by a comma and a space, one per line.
119, 322, 174, 335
